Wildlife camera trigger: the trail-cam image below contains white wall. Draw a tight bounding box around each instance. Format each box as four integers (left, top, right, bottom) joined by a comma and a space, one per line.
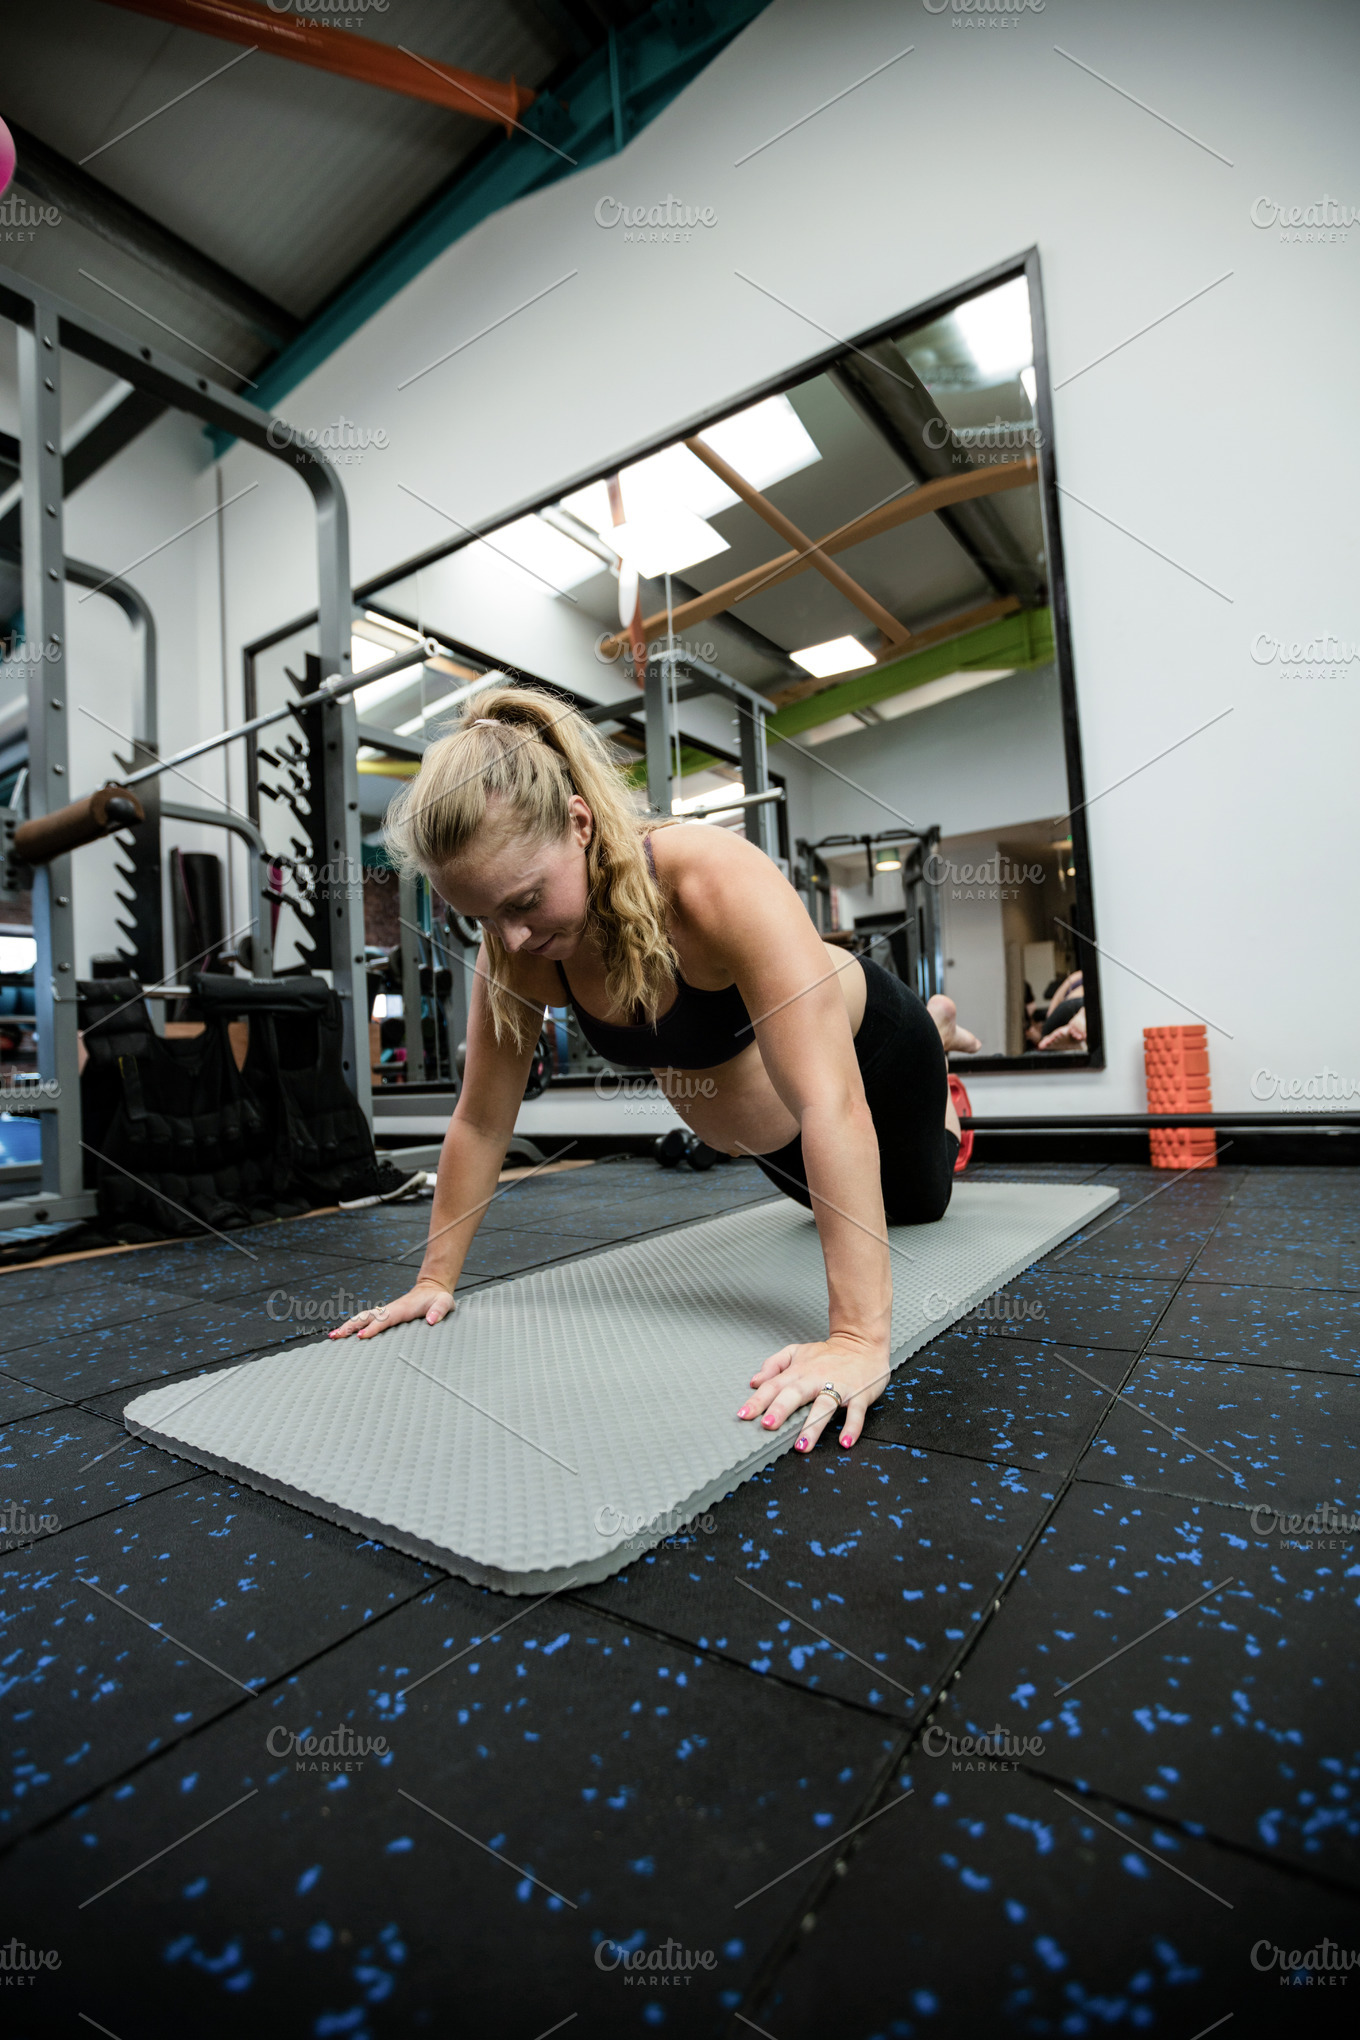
795, 668, 1067, 843
50, 0, 1360, 1108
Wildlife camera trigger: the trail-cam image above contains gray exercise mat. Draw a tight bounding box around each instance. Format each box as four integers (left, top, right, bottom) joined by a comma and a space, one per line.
124, 1181, 1117, 1594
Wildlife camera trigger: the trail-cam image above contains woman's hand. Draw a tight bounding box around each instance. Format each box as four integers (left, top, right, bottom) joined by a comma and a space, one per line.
736, 1334, 890, 1452
330, 1279, 455, 1341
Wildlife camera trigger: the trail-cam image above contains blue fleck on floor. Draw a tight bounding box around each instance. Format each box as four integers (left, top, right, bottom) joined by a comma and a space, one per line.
0, 1157, 1356, 2038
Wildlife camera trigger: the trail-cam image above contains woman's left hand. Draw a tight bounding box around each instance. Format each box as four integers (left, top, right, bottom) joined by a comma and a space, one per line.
737, 1334, 890, 1452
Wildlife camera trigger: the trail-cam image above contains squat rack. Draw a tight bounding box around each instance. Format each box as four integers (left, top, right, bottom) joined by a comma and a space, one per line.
0, 261, 368, 1230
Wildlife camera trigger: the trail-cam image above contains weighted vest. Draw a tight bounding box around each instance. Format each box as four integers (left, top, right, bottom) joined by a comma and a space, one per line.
77, 978, 289, 1242
77, 974, 378, 1243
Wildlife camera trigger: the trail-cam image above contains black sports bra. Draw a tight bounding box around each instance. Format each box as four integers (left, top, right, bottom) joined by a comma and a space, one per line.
554, 834, 752, 1070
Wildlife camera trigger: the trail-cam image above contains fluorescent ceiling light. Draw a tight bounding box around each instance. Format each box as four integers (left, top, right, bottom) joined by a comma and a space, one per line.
394, 671, 504, 736
697, 394, 820, 496
874, 669, 1014, 720
801, 713, 865, 746
672, 777, 744, 814
610, 507, 729, 579
475, 514, 604, 594
351, 633, 429, 714
559, 395, 821, 541
791, 636, 876, 679
360, 611, 424, 643
954, 278, 1033, 383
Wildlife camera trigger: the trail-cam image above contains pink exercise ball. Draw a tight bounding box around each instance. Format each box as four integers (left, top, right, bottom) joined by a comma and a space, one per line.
0, 118, 15, 201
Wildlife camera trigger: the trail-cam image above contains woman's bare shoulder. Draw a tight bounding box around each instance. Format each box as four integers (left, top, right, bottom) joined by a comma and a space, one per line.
648, 823, 791, 926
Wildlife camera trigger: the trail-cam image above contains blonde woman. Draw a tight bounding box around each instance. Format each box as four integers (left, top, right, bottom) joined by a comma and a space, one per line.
332, 686, 977, 1455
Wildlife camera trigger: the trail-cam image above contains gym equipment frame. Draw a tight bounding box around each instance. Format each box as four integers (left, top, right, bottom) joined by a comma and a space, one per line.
0, 261, 366, 1230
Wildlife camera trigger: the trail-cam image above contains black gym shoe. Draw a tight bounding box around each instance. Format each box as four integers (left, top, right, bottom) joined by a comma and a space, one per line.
337, 1160, 428, 1210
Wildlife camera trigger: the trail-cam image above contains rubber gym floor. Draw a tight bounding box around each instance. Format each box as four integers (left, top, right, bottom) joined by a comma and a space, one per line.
0, 1157, 1356, 2036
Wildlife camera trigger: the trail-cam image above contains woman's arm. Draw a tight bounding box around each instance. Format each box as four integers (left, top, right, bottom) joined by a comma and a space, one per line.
331, 945, 542, 1340
668, 831, 894, 1450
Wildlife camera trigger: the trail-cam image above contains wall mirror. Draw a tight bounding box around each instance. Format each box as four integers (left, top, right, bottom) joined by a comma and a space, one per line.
256, 249, 1100, 1075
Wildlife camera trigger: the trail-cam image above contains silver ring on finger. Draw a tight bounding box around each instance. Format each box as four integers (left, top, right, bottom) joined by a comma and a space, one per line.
814, 1381, 845, 1408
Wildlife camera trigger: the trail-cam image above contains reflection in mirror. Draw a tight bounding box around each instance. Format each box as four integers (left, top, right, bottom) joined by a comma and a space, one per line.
346, 254, 1095, 1073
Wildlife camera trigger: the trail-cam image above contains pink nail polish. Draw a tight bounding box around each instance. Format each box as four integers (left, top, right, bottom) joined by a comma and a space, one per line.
840, 1433, 852, 1448
737, 1405, 750, 1418
796, 1436, 808, 1451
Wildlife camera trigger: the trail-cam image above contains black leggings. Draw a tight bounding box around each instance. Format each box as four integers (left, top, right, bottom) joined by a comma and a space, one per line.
751, 957, 957, 1226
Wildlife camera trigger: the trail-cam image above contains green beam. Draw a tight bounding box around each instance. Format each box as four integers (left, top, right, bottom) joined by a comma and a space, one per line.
768, 607, 1055, 742
217, 0, 769, 434
615, 611, 1056, 792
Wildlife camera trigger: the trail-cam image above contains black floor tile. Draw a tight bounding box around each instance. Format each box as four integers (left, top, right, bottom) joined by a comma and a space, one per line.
1188, 1236, 1360, 1290
575, 1442, 1056, 1715
0, 1276, 195, 1356
757, 1760, 1359, 2038
5, 1296, 312, 1400
0, 1370, 68, 1425
1077, 1355, 1360, 1509
1036, 1217, 1218, 1282
0, 1582, 893, 2037
0, 1405, 188, 1540
54, 1237, 385, 1308
935, 1484, 1360, 1884
1152, 1281, 1360, 1372
963, 1268, 1179, 1351
870, 1330, 1121, 1472
0, 1477, 438, 1843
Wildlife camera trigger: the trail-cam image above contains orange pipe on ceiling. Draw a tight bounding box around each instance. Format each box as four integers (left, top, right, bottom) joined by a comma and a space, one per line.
99, 0, 535, 130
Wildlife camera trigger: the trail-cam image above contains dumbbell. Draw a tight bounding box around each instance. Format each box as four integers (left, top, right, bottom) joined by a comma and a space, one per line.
653, 1130, 721, 1171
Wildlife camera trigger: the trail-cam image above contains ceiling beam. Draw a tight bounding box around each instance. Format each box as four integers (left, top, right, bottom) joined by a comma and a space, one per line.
99, 0, 537, 128
683, 436, 910, 651
5, 118, 299, 351
602, 456, 1036, 656
829, 344, 1045, 609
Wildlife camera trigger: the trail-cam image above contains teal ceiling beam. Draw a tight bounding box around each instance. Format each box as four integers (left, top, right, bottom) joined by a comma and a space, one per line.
220, 0, 769, 438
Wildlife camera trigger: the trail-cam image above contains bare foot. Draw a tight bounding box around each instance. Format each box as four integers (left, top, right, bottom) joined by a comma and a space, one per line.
1038, 1007, 1087, 1052
928, 993, 981, 1055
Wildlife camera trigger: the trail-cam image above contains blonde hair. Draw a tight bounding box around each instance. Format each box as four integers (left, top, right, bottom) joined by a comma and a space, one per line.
384, 683, 677, 1050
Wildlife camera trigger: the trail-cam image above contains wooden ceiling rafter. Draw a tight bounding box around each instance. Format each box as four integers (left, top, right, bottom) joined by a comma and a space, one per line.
599, 454, 1037, 658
